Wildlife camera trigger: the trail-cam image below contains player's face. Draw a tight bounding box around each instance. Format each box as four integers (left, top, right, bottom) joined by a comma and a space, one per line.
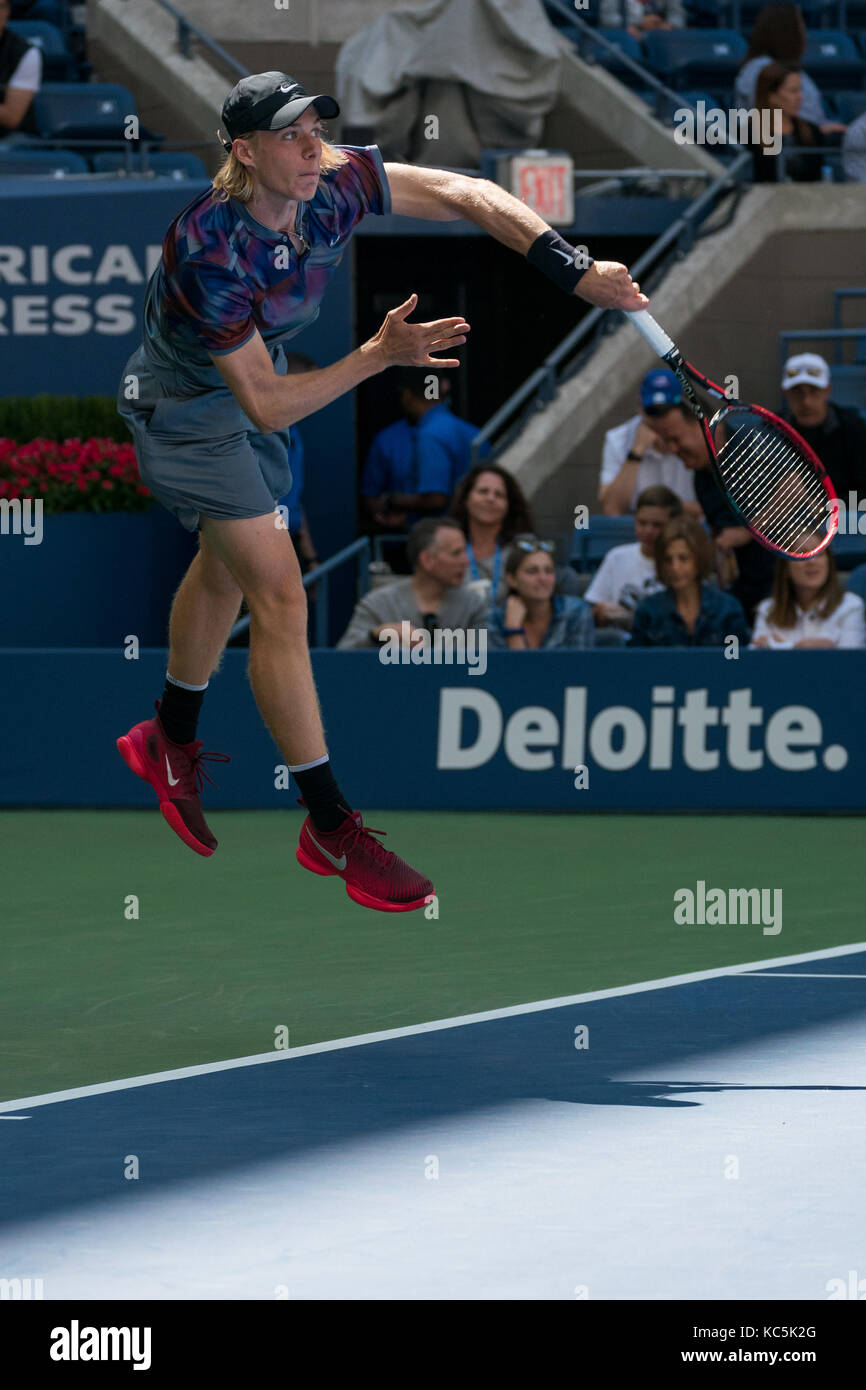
466, 471, 508, 528
663, 539, 698, 590
634, 505, 670, 554
511, 552, 556, 601
785, 383, 830, 428
652, 411, 707, 470
239, 109, 325, 201
423, 529, 468, 587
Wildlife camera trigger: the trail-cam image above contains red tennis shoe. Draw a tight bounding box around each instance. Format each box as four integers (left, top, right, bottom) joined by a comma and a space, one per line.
116, 702, 229, 857
296, 802, 434, 912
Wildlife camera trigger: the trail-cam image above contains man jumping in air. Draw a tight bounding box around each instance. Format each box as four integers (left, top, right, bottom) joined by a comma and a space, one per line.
116, 72, 648, 913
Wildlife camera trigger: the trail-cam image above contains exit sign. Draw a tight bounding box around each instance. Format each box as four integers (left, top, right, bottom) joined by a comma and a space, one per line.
509, 151, 574, 225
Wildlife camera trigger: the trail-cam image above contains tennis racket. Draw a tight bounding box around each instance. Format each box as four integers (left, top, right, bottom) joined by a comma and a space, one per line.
624, 310, 837, 559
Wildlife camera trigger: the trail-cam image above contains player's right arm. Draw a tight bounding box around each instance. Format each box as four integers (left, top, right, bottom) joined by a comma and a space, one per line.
211, 294, 470, 435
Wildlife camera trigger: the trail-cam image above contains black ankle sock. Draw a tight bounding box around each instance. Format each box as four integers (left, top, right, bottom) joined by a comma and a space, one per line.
159, 678, 206, 746
292, 760, 352, 832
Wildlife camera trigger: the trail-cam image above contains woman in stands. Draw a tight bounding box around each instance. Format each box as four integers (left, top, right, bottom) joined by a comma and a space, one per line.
735, 2, 845, 135
750, 550, 866, 649
487, 538, 594, 651
751, 62, 842, 182
449, 463, 582, 605
630, 515, 749, 647
0, 0, 41, 137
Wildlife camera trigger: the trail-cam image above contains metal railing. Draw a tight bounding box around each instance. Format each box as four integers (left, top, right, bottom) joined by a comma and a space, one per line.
469, 150, 752, 466
780, 327, 866, 367
228, 536, 371, 648
123, 0, 249, 80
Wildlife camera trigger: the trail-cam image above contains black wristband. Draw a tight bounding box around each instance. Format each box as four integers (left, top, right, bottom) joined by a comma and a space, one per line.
526, 229, 594, 293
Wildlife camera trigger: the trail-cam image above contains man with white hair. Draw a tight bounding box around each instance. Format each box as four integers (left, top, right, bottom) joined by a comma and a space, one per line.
115, 71, 647, 913
781, 353, 866, 500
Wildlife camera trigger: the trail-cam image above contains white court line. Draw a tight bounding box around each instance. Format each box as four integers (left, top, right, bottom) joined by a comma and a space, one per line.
739, 972, 866, 979
1, 939, 864, 1115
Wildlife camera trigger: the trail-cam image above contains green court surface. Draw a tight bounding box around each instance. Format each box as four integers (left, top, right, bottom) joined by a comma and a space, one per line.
1, 809, 862, 1102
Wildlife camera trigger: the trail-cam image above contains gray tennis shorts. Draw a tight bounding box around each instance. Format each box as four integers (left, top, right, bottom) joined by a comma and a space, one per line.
117, 344, 292, 533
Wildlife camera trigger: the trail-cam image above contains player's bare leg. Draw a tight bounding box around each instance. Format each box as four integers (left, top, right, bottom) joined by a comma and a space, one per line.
167, 532, 245, 686
196, 510, 433, 911
198, 512, 326, 763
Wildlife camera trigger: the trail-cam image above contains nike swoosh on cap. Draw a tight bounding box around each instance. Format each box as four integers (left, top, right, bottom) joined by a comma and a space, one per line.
307, 830, 347, 870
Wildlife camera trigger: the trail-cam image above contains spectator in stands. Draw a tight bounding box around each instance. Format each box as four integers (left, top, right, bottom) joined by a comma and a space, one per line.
751, 548, 866, 648
276, 353, 319, 575
735, 3, 845, 134
0, 0, 41, 137
361, 368, 487, 542
600, 0, 686, 36
598, 369, 700, 516
449, 462, 582, 604
842, 112, 866, 184
750, 64, 842, 183
630, 515, 749, 647
337, 516, 488, 649
585, 484, 682, 632
488, 537, 594, 650
781, 353, 866, 501
649, 404, 775, 621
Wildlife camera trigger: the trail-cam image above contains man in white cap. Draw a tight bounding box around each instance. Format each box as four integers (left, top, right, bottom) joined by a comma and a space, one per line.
782, 353, 866, 500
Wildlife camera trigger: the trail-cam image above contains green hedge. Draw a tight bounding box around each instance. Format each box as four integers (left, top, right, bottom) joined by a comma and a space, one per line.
0, 396, 132, 444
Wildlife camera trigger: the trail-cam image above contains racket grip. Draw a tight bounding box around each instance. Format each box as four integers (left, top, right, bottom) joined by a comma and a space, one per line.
623, 310, 678, 361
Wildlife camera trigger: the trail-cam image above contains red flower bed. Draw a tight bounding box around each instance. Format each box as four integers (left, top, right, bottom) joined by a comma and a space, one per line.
0, 438, 150, 512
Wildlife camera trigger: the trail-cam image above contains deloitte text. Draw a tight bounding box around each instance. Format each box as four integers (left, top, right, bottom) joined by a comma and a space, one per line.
436, 686, 848, 772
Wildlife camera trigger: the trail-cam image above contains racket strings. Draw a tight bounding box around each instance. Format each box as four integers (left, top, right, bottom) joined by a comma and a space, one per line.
712, 411, 833, 556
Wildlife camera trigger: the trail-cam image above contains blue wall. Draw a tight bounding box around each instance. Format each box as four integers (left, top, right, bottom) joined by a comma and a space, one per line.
1, 648, 862, 811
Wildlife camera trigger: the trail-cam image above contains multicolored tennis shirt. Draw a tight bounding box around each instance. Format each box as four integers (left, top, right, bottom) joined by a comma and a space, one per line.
139, 145, 390, 396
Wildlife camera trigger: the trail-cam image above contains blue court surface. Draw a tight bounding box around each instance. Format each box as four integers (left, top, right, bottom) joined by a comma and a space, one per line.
2, 942, 865, 1301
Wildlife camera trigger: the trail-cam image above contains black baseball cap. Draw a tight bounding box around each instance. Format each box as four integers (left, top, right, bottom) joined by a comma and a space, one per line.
220, 72, 340, 149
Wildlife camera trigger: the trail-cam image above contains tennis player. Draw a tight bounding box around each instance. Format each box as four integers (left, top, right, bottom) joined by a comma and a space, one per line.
116, 72, 648, 913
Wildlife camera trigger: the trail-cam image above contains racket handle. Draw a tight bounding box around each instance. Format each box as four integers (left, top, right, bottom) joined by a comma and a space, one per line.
623, 310, 678, 361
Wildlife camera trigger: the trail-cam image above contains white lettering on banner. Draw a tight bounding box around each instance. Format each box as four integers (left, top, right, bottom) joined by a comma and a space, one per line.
0, 242, 159, 338
0, 244, 160, 285
0, 295, 136, 336
436, 687, 848, 774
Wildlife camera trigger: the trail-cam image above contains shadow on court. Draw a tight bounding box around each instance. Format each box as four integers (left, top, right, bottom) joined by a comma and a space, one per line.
3, 966, 866, 1224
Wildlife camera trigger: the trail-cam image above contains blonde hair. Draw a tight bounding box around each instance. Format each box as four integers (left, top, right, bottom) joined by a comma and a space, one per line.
211, 130, 349, 203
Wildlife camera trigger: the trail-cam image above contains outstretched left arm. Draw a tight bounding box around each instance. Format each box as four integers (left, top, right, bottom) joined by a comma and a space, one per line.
383, 162, 648, 312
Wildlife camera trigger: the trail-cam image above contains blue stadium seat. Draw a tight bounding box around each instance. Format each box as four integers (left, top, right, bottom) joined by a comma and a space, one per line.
827, 364, 866, 408
7, 20, 76, 81
854, 31, 866, 61
574, 27, 644, 83
801, 32, 866, 92
830, 90, 866, 123
642, 30, 747, 93
32, 82, 138, 141
0, 147, 88, 175
570, 515, 636, 573
726, 0, 837, 30
91, 151, 208, 179
845, 563, 866, 603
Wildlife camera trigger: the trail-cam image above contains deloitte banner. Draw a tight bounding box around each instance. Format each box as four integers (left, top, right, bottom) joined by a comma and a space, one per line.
0, 649, 863, 810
